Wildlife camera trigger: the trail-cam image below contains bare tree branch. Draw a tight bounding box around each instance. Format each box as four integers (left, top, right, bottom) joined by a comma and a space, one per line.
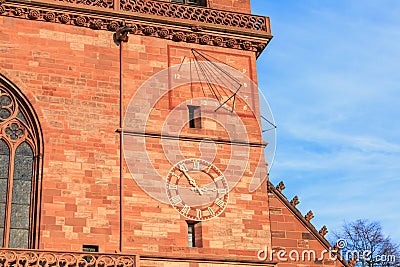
333, 219, 399, 267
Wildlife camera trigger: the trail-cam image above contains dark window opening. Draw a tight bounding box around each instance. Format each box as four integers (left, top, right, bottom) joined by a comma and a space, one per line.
187, 221, 202, 247
171, 0, 207, 7
83, 244, 99, 252
187, 222, 196, 247
82, 245, 99, 263
188, 105, 201, 129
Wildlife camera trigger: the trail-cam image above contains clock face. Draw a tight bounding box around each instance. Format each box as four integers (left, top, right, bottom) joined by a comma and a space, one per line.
166, 158, 229, 221
122, 46, 276, 221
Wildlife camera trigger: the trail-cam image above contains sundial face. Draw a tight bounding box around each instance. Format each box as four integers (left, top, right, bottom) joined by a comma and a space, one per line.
123, 47, 276, 220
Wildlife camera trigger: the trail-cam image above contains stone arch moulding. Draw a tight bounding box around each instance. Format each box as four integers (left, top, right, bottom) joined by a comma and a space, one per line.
0, 73, 44, 249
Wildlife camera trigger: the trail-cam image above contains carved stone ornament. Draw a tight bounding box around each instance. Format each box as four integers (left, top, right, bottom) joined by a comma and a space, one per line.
126, 24, 138, 34
58, 14, 70, 24
213, 36, 224, 46
74, 16, 87, 26
0, 90, 15, 122
226, 38, 236, 48
4, 122, 25, 141
172, 32, 185, 42
106, 21, 118, 31
242, 41, 252, 50
199, 35, 210, 45
290, 196, 300, 207
305, 210, 314, 222
91, 19, 104, 29
0, 0, 272, 56
276, 181, 285, 192
34, 0, 270, 34
158, 28, 169, 38
319, 225, 328, 237
115, 25, 132, 43
142, 26, 155, 36
13, 7, 23, 16
186, 33, 197, 43
0, 249, 136, 267
28, 9, 40, 19
44, 12, 56, 21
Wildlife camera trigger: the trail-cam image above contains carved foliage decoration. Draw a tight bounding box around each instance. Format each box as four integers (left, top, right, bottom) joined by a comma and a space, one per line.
290, 196, 300, 207
276, 181, 285, 192
305, 210, 314, 222
0, 249, 136, 267
39, 0, 270, 33
32, 0, 270, 33
118, 0, 268, 32
0, 1, 5, 14
55, 0, 114, 9
0, 1, 270, 56
0, 3, 123, 31
319, 225, 328, 237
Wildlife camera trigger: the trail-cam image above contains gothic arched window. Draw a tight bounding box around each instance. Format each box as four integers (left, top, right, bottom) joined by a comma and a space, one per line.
0, 74, 42, 249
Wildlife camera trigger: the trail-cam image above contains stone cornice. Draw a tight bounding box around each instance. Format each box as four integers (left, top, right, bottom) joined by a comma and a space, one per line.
0, 0, 272, 57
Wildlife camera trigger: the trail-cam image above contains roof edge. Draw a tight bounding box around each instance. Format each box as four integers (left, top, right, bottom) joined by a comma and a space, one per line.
267, 180, 350, 267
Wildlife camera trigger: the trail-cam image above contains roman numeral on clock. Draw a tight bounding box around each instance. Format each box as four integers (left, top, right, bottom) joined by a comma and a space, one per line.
208, 207, 215, 216
215, 198, 225, 207
178, 163, 188, 172
172, 173, 181, 179
170, 195, 182, 205
193, 160, 200, 171
205, 164, 213, 173
196, 209, 202, 219
214, 176, 223, 182
181, 205, 190, 215
168, 184, 178, 190
218, 188, 227, 194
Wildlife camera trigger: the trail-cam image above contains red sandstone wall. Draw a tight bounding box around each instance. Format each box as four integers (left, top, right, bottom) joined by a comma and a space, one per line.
119, 27, 271, 256
157, 0, 251, 13
1, 17, 121, 251
0, 15, 271, 260
268, 191, 343, 267
209, 0, 251, 13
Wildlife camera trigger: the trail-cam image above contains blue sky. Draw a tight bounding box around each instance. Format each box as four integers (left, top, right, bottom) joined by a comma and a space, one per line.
252, 1, 400, 242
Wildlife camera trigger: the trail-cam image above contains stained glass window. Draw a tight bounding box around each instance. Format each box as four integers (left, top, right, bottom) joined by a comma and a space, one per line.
0, 139, 10, 247
9, 142, 33, 248
0, 74, 41, 249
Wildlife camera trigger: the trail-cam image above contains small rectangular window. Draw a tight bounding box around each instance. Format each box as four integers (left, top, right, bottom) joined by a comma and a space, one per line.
83, 245, 99, 252
187, 222, 196, 247
188, 105, 201, 129
82, 245, 98, 263
171, 0, 206, 7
